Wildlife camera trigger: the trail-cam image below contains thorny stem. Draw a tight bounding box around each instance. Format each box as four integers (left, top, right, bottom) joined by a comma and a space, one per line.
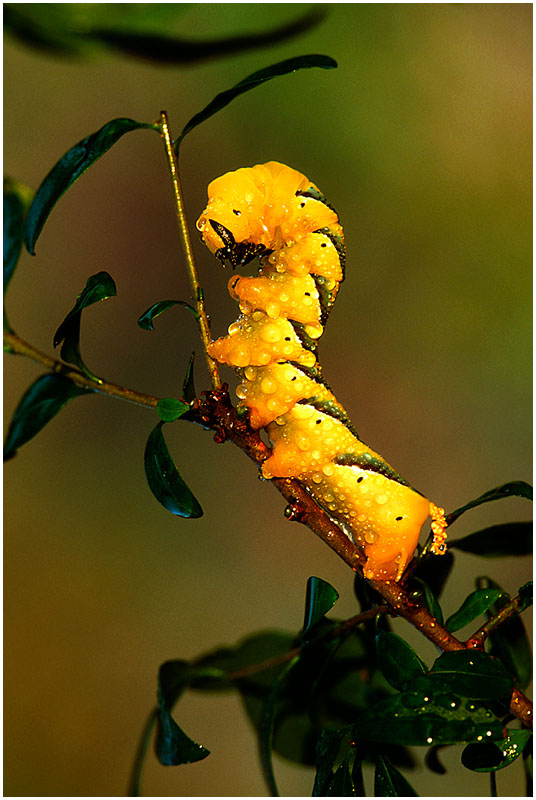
158, 110, 222, 391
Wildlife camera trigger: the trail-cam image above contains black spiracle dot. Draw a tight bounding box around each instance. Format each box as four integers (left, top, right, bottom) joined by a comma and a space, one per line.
395, 516, 404, 521
316, 419, 322, 425
357, 476, 364, 483
321, 243, 327, 248
284, 337, 291, 341
233, 209, 241, 216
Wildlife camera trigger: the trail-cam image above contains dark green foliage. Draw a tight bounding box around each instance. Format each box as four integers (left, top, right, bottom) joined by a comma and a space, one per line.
4, 179, 32, 298
4, 373, 91, 460
182, 352, 197, 404
138, 300, 198, 330
177, 54, 338, 148
144, 422, 203, 517
462, 730, 532, 773
156, 661, 209, 766
53, 271, 117, 379
374, 753, 419, 796
302, 577, 339, 638
4, 4, 325, 64
480, 578, 533, 690
24, 118, 157, 254
446, 481, 532, 525
157, 398, 190, 424
450, 521, 532, 557
375, 629, 427, 690
445, 589, 505, 633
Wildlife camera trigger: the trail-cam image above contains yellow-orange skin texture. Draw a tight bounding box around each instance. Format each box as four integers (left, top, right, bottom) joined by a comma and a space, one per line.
197, 162, 433, 581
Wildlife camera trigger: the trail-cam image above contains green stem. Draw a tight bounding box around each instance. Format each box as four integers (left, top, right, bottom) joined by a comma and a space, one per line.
158, 111, 221, 391
465, 591, 530, 649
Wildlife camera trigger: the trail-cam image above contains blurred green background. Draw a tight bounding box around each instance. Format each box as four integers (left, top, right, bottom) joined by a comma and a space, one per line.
4, 4, 532, 796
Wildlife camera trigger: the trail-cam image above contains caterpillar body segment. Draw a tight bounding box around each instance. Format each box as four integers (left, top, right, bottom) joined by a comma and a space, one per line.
197, 161, 447, 581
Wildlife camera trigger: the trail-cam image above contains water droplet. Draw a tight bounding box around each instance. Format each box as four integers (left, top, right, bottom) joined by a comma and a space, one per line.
426, 737, 433, 744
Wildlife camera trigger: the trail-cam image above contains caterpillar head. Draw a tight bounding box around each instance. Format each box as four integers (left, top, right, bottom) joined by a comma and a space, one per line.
197, 214, 267, 269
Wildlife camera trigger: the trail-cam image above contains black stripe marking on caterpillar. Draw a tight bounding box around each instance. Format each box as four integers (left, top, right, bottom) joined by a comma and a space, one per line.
197, 161, 447, 580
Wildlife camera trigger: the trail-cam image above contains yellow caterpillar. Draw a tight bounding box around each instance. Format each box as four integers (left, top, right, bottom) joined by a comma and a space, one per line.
197, 162, 447, 581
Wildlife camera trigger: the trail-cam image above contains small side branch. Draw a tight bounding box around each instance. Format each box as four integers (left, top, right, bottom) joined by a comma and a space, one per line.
465, 591, 531, 650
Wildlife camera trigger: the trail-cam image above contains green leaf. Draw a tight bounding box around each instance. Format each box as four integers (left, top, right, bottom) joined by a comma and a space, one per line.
450, 522, 532, 557
137, 299, 198, 330
302, 577, 339, 637
446, 481, 532, 526
326, 751, 357, 796
182, 352, 196, 404
429, 650, 513, 702
24, 117, 157, 254
462, 730, 532, 773
374, 753, 419, 796
258, 657, 299, 796
412, 577, 444, 625
144, 422, 203, 518
156, 660, 209, 766
4, 178, 33, 293
86, 8, 326, 64
53, 271, 117, 379
177, 54, 337, 147
352, 690, 503, 747
4, 177, 33, 332
445, 589, 505, 633
313, 728, 353, 797
375, 629, 427, 691
482, 580, 533, 690
4, 373, 91, 460
518, 581, 533, 611
157, 398, 189, 423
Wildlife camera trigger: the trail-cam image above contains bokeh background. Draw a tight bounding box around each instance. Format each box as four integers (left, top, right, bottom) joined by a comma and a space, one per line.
4, 4, 532, 797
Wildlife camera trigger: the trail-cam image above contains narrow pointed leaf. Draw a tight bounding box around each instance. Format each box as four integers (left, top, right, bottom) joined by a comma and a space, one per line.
144, 422, 203, 517
4, 373, 91, 460
182, 352, 196, 403
375, 629, 427, 690
53, 271, 117, 379
450, 521, 532, 557
446, 482, 532, 525
88, 8, 326, 64
157, 398, 189, 423
177, 54, 337, 147
326, 752, 356, 796
412, 577, 444, 625
374, 753, 419, 796
156, 660, 209, 766
302, 576, 339, 637
313, 728, 352, 797
138, 299, 198, 330
4, 178, 33, 293
24, 117, 158, 254
445, 589, 505, 633
462, 730, 532, 772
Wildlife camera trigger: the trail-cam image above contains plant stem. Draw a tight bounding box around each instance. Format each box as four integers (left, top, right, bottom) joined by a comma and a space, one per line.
158, 111, 222, 391
4, 330, 160, 410
465, 591, 530, 649
225, 605, 389, 681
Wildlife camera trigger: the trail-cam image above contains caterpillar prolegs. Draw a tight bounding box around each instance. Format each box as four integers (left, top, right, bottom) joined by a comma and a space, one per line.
197, 161, 447, 581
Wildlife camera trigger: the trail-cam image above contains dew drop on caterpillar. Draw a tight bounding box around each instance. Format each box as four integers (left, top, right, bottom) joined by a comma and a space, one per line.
197, 161, 447, 581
